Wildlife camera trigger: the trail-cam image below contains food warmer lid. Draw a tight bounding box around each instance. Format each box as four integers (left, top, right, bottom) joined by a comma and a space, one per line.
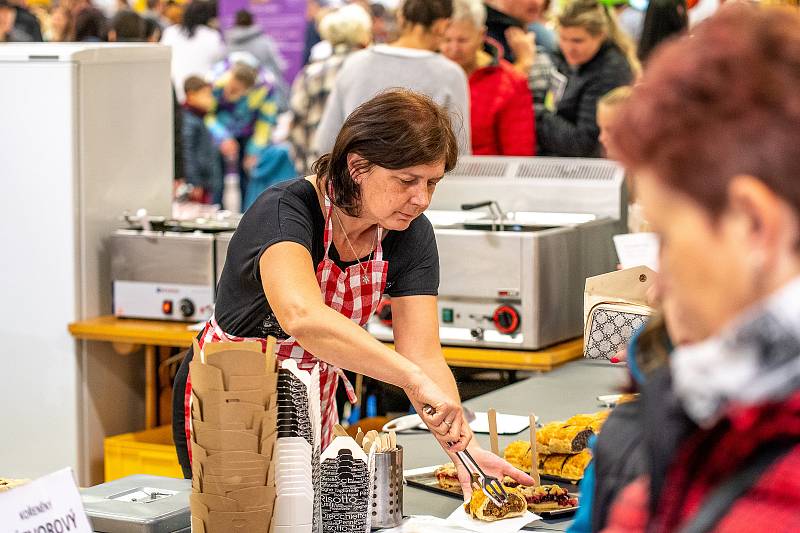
80, 475, 190, 533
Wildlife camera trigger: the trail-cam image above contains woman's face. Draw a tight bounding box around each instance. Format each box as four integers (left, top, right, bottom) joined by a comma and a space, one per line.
441, 19, 484, 71
352, 157, 446, 231
637, 171, 800, 340
559, 26, 605, 67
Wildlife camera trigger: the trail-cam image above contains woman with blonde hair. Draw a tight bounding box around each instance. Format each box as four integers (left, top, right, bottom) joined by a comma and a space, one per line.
536, 0, 637, 157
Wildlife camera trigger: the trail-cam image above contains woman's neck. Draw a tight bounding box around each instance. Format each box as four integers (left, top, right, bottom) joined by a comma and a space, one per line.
392, 25, 438, 52
312, 176, 377, 242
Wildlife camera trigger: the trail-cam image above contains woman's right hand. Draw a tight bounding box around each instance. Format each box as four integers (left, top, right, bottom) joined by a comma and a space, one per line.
403, 370, 471, 451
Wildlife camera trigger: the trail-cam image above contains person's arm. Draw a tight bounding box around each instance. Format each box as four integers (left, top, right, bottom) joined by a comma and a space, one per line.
205, 106, 233, 147
313, 79, 346, 156
537, 68, 630, 157
246, 85, 279, 156
258, 241, 469, 449
498, 75, 536, 156
392, 295, 535, 499
505, 27, 536, 76
181, 114, 201, 185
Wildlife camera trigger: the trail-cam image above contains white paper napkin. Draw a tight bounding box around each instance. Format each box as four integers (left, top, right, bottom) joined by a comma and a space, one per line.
446, 505, 540, 533
378, 515, 473, 532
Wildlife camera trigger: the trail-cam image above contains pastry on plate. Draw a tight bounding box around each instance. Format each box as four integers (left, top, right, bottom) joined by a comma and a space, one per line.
561, 449, 593, 480
540, 454, 569, 478
464, 486, 527, 522
547, 425, 595, 454
520, 484, 578, 513
503, 440, 532, 471
434, 462, 461, 489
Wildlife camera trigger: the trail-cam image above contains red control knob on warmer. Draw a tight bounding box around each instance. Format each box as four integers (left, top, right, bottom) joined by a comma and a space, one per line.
493, 305, 520, 335
377, 298, 393, 327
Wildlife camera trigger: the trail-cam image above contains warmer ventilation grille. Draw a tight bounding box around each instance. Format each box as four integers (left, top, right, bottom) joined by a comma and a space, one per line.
515, 162, 617, 181
449, 161, 507, 178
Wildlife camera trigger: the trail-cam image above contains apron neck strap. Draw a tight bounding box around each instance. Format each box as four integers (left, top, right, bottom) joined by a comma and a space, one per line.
323, 190, 384, 261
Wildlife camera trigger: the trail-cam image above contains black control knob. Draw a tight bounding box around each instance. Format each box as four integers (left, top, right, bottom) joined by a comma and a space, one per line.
470, 327, 484, 340
377, 299, 392, 326
179, 298, 195, 318
493, 305, 520, 335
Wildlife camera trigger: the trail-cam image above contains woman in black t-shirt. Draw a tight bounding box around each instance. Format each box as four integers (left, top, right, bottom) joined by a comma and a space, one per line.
173, 89, 534, 496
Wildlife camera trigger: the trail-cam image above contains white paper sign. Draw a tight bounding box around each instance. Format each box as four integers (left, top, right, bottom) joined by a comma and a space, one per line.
0, 468, 92, 533
613, 232, 660, 272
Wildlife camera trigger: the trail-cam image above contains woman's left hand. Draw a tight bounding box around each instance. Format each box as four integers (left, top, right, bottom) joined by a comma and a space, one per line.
450, 445, 537, 502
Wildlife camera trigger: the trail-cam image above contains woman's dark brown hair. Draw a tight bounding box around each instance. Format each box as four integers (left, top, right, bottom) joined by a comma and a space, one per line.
611, 3, 800, 218
313, 89, 459, 217
401, 0, 452, 28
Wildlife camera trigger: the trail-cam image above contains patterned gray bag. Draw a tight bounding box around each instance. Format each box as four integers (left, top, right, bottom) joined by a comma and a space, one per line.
583, 266, 654, 361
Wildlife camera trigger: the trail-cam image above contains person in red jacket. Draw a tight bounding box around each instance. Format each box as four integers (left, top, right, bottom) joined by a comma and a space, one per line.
601, 4, 800, 532
441, 0, 535, 156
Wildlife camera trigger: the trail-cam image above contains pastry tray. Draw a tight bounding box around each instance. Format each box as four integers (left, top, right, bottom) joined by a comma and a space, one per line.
403, 466, 580, 518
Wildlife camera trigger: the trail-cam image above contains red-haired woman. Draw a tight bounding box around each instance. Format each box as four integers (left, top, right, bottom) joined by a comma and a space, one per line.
601, 4, 800, 532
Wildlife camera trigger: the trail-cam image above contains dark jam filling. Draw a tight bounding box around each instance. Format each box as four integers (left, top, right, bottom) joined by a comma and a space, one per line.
525, 486, 577, 507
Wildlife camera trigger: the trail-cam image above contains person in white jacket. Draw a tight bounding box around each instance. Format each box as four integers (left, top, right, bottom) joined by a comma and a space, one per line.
161, 0, 225, 102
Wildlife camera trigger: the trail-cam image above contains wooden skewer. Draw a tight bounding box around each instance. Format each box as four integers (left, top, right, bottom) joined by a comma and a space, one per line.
488, 408, 500, 456
264, 336, 277, 369
362, 435, 373, 454
530, 413, 540, 486
389, 430, 397, 450
355, 427, 365, 446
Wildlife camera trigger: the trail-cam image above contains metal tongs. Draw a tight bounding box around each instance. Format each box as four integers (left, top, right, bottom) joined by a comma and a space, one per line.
455, 448, 509, 507
422, 405, 508, 507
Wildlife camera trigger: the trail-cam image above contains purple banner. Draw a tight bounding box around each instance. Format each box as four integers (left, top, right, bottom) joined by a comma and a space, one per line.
219, 0, 308, 83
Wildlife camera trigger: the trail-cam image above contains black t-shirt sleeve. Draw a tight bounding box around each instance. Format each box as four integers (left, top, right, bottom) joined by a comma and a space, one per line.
248, 183, 319, 281
384, 214, 440, 297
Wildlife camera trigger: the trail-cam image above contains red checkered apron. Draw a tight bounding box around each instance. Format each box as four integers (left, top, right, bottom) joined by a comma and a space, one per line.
184, 194, 387, 458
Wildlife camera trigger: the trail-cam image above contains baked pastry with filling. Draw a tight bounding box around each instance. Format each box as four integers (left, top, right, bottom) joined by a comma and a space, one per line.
519, 484, 578, 513
546, 425, 595, 454
503, 441, 532, 471
464, 486, 527, 522
561, 449, 593, 480
434, 462, 460, 489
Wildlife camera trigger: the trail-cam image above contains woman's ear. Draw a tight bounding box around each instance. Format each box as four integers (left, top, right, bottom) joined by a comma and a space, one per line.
727, 175, 798, 274
346, 153, 365, 183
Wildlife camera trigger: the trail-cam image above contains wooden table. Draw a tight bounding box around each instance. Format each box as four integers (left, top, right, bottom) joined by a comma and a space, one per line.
68, 315, 583, 429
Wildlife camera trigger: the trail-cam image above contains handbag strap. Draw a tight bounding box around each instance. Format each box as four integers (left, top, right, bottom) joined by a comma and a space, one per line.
678, 440, 798, 533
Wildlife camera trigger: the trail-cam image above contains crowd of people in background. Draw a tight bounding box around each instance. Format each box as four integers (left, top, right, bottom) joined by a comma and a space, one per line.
0, 0, 784, 207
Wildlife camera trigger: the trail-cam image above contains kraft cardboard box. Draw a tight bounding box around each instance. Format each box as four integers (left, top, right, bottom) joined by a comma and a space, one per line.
189, 337, 281, 532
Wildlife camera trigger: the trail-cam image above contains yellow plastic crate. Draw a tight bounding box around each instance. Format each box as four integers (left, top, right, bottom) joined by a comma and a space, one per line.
104, 425, 185, 482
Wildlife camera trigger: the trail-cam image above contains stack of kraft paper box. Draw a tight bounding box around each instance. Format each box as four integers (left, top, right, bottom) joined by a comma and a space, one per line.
188, 338, 279, 532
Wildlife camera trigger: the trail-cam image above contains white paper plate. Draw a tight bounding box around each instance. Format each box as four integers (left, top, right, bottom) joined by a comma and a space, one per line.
446, 505, 540, 533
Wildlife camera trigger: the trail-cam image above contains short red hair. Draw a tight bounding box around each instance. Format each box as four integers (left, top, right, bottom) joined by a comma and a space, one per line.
611, 4, 800, 217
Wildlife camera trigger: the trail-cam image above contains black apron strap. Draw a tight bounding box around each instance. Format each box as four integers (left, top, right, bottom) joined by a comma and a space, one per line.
678, 440, 798, 533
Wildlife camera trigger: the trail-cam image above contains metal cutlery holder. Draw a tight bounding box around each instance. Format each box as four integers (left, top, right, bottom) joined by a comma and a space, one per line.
371, 446, 403, 529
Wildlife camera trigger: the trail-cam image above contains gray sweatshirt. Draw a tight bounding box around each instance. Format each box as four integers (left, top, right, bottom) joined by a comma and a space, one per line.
313, 45, 472, 156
